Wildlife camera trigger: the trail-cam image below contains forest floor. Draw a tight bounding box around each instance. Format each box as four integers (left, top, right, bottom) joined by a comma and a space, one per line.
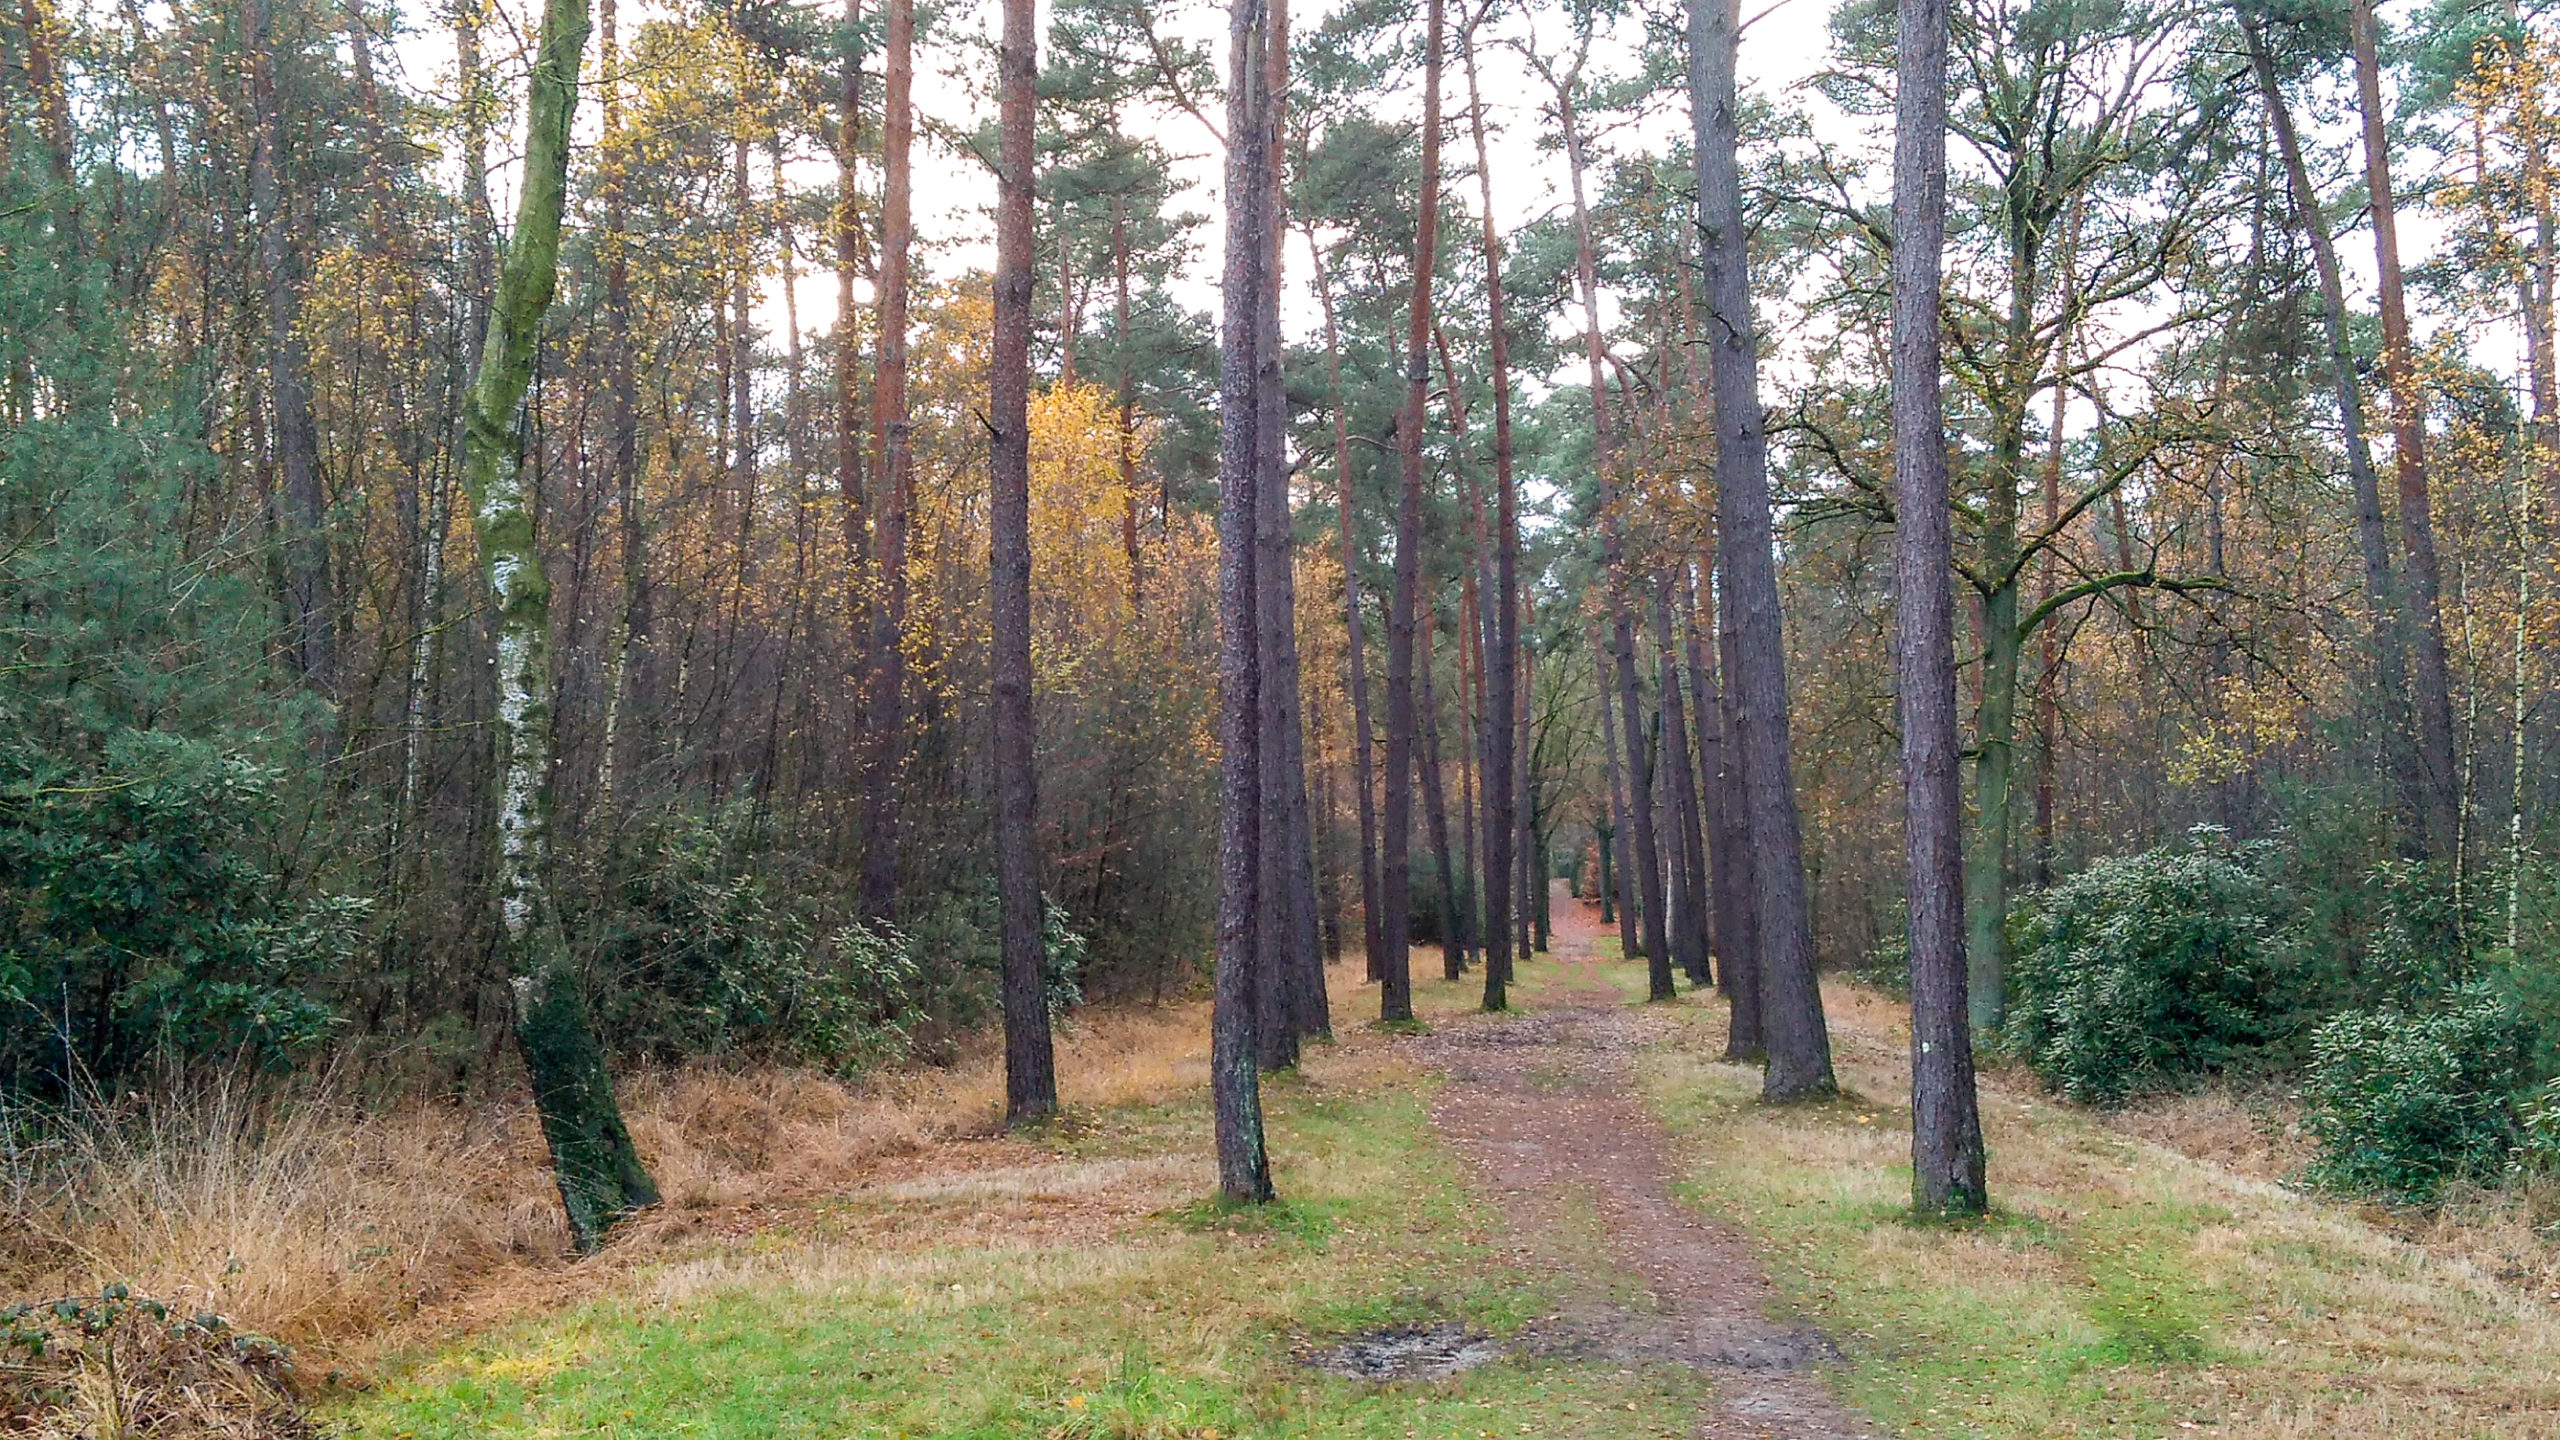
329, 890, 2560, 1439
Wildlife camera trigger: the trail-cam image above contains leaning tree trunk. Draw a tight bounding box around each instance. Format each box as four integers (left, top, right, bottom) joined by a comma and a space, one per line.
457, 0, 657, 1253
1883, 0, 1986, 1216
1381, 0, 1446, 1024
992, 0, 1058, 1124
1212, 0, 1276, 1202
1690, 0, 1832, 1097
2240, 9, 2419, 841
2349, 0, 2461, 861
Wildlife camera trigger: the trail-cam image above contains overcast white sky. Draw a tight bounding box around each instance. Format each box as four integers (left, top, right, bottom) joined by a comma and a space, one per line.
385, 0, 2514, 434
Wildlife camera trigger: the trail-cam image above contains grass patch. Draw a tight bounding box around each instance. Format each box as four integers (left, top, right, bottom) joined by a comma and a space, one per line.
1636, 979, 2560, 1439
336, 1015, 1705, 1439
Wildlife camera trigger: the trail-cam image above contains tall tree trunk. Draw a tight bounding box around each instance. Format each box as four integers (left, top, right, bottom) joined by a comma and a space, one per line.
1517, 604, 1539, 958
1886, 0, 1986, 1215
1691, 0, 1831, 1095
992, 0, 1056, 1124
1255, 3, 1326, 1056
1381, 0, 1445, 1024
1655, 582, 1710, 986
1213, 0, 1276, 1202
597, 0, 645, 815
862, 0, 915, 919
834, 0, 869, 813
2349, 0, 2461, 859
1314, 247, 1385, 985
1559, 81, 1669, 997
16, 0, 76, 236
1419, 603, 1465, 979
458, 0, 657, 1252
246, 0, 333, 698
1597, 628, 1639, 963
1116, 190, 1142, 606
763, 144, 815, 805
2241, 9, 2418, 841
1461, 16, 1518, 1009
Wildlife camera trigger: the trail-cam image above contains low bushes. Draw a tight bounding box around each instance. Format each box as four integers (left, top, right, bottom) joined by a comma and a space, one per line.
2300, 984, 2533, 1206
2003, 839, 2297, 1106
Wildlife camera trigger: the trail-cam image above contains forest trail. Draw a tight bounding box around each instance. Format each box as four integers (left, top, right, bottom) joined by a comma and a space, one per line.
1417, 889, 1883, 1439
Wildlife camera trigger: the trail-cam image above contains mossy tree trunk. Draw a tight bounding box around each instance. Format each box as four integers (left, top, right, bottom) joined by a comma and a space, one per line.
458, 0, 658, 1254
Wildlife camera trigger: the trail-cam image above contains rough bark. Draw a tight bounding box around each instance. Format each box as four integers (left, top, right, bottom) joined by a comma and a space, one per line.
1886, 0, 1986, 1215
1597, 628, 1639, 962
1419, 604, 1466, 979
992, 0, 1057, 1124
457, 0, 657, 1252
1691, 0, 1832, 1096
2348, 0, 2461, 860
1713, 588, 1762, 1058
1655, 582, 1710, 986
1255, 0, 1325, 1058
1381, 0, 1445, 1025
1213, 0, 1276, 1201
2240, 9, 2418, 840
1462, 15, 1518, 1010
860, 0, 916, 918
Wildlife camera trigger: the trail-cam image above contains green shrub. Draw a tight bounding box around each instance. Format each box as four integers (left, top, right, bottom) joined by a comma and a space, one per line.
0, 731, 354, 1091
2004, 837, 2295, 1106
2301, 983, 2531, 1205
589, 806, 923, 1070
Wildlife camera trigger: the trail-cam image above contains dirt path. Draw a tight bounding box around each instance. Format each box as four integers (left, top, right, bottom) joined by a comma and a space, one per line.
1414, 889, 1882, 1439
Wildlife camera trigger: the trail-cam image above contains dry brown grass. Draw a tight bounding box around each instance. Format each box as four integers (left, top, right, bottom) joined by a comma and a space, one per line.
0, 989, 1238, 1391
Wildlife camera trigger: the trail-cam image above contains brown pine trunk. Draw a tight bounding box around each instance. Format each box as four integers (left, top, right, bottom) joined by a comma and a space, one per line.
1460, 15, 1518, 1007
1212, 0, 1276, 1202
1597, 627, 1639, 963
1655, 582, 1710, 985
1254, 0, 1319, 1064
834, 0, 869, 705
1880, 0, 1985, 1212
1380, 0, 1445, 1024
1314, 249, 1385, 984
1691, 0, 1830, 1095
991, 0, 1056, 1124
2350, 0, 2461, 860
1418, 604, 1465, 980
862, 0, 915, 919
1115, 191, 1142, 607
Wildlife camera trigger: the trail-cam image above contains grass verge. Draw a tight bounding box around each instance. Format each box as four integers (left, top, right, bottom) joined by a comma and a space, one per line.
1636, 978, 2560, 1438
336, 976, 1708, 1439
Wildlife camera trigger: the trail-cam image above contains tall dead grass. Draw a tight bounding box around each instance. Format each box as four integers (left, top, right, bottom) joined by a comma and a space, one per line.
0, 995, 1222, 1380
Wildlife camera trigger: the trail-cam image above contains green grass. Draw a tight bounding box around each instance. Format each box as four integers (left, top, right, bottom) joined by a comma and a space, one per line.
1626, 984, 2560, 1439
337, 1057, 1707, 1440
